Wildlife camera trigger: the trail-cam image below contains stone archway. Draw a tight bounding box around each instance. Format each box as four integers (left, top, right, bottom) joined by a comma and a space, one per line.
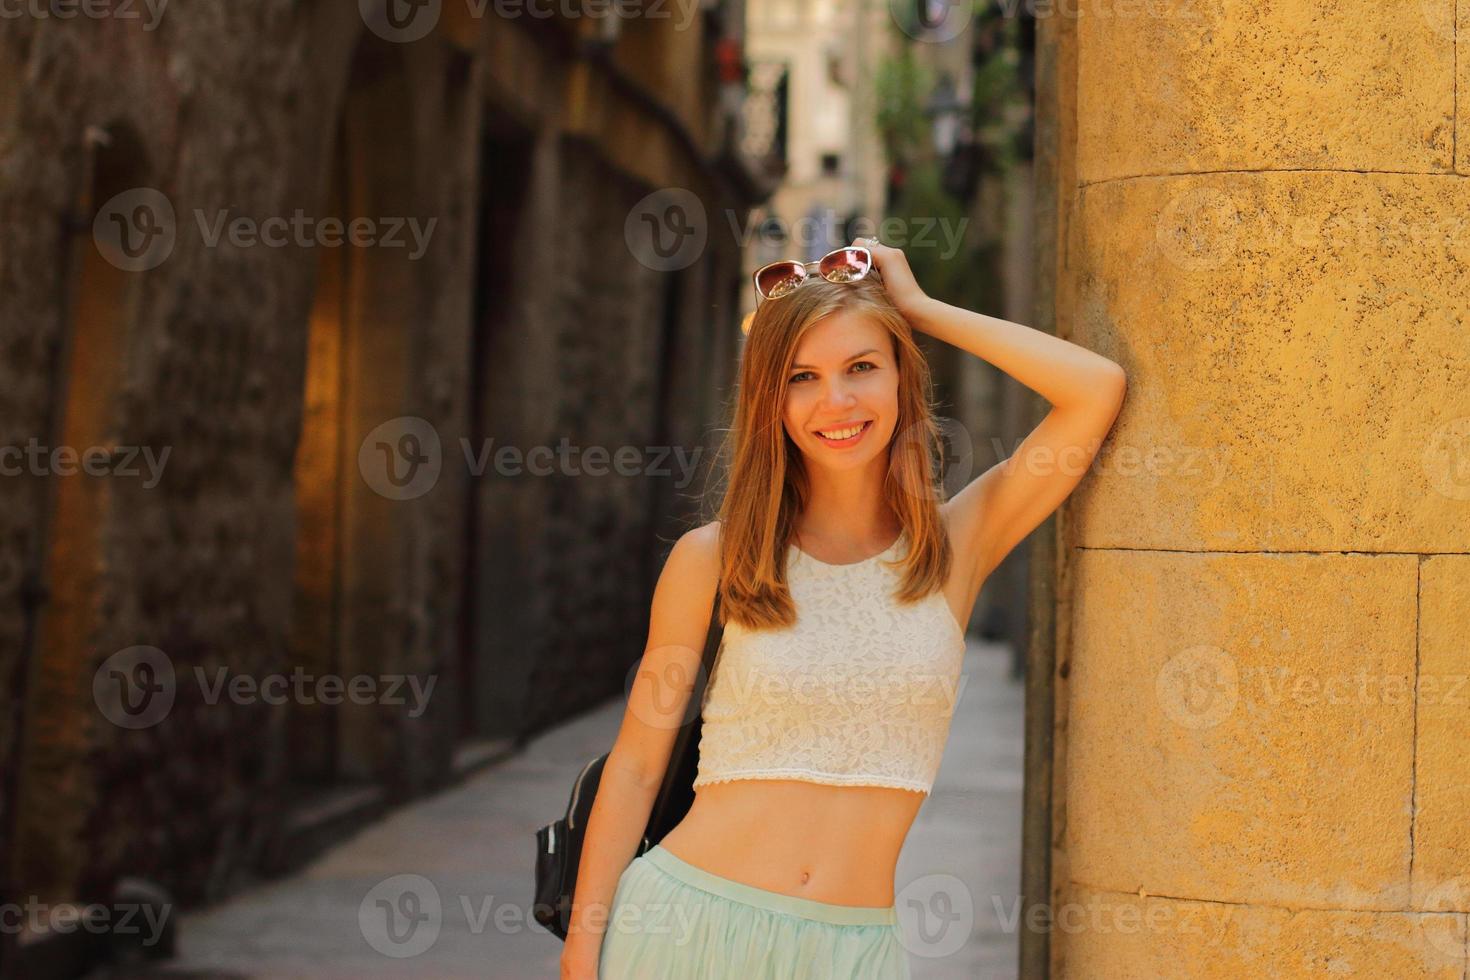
289, 37, 419, 787
12, 122, 152, 907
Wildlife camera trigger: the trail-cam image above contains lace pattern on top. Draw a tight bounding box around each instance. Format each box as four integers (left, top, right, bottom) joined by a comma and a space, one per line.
693, 531, 966, 795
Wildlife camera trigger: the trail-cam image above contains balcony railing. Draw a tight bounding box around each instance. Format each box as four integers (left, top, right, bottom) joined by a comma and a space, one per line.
740, 60, 789, 182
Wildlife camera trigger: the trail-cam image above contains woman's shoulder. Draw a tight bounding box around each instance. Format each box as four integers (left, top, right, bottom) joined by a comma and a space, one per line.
667, 520, 722, 583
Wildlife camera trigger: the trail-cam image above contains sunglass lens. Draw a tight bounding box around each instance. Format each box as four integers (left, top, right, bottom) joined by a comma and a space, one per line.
756, 262, 806, 299
819, 247, 872, 283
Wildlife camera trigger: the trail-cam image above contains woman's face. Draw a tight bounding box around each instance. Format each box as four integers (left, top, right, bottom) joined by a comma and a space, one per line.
782, 309, 898, 470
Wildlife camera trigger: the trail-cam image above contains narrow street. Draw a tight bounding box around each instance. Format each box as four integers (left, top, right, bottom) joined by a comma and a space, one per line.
143, 638, 1025, 979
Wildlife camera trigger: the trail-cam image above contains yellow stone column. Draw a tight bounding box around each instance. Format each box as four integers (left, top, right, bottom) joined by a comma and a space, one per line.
1047, 1, 1470, 975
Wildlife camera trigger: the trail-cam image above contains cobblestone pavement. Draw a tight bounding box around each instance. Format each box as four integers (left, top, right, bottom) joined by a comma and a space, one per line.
123, 639, 1023, 979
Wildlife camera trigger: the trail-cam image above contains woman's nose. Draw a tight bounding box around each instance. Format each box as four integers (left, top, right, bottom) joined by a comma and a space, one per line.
819, 381, 857, 409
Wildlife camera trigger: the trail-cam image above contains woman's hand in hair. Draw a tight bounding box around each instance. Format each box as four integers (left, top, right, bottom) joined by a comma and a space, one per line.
855, 237, 928, 321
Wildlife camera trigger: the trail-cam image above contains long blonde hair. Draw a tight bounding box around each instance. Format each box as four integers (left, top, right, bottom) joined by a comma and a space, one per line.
709, 270, 953, 631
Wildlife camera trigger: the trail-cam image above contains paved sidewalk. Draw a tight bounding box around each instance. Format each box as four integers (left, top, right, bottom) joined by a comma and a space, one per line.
132, 638, 1023, 979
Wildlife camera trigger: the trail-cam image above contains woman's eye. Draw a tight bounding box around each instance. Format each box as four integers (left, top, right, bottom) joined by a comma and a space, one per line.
790, 362, 876, 384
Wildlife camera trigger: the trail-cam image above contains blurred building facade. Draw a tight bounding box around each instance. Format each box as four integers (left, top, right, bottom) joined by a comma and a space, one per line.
898, 6, 1038, 664
0, 3, 770, 973
741, 0, 891, 276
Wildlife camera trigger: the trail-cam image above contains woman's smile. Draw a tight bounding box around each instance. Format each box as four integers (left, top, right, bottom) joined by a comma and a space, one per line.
812, 419, 874, 448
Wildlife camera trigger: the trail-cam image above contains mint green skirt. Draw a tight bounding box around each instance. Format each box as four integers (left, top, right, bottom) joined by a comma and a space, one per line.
597, 844, 911, 979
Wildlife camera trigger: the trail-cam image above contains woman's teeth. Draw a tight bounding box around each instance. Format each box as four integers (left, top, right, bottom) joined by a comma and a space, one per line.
815, 420, 872, 444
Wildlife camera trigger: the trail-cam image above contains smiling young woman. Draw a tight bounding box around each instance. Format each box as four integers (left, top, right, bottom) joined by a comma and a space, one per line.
561, 238, 1126, 980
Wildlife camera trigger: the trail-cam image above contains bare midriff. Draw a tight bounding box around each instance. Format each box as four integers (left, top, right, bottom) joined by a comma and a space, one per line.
654, 778, 925, 907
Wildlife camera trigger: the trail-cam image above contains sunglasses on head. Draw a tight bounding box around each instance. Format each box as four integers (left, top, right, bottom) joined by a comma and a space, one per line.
752, 245, 873, 304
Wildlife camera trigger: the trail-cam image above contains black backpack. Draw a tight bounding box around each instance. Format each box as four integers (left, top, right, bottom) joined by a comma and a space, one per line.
532, 592, 725, 941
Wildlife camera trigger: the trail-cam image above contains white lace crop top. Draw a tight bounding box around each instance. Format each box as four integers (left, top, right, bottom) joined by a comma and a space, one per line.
693, 530, 967, 796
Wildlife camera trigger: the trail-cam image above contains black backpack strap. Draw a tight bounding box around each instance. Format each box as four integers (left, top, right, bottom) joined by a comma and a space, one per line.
643, 588, 723, 845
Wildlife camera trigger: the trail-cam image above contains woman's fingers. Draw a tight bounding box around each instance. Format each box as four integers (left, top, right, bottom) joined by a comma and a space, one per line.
852, 237, 926, 315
